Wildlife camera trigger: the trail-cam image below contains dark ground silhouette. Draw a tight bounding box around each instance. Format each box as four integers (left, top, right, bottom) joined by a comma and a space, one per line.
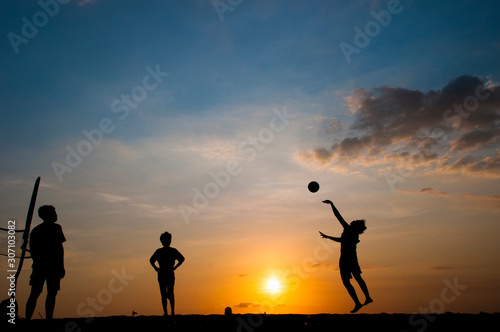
7, 313, 499, 332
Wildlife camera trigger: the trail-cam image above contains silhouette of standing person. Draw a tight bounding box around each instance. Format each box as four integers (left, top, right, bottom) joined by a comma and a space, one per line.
150, 232, 185, 316
25, 205, 66, 320
319, 200, 372, 313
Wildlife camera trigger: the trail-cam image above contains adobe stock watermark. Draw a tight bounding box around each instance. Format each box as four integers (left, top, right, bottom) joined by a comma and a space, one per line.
212, 0, 244, 22
7, 0, 72, 54
64, 268, 135, 332
178, 107, 297, 224
402, 277, 467, 332
237, 236, 337, 332
51, 64, 169, 182
339, 0, 405, 64
384, 75, 498, 192
5, 220, 17, 324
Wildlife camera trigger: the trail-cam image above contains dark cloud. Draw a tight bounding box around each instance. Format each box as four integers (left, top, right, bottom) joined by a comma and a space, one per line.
300, 75, 500, 177
396, 188, 448, 196
310, 147, 334, 163
419, 188, 448, 196
234, 303, 258, 308
449, 151, 500, 176
309, 262, 336, 269
451, 129, 495, 151
428, 266, 455, 271
351, 86, 429, 144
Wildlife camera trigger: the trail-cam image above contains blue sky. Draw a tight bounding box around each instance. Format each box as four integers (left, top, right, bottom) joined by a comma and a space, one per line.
1, 0, 500, 317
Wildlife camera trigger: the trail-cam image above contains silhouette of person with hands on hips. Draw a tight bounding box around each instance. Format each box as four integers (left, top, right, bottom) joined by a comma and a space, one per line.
319, 200, 373, 313
150, 232, 185, 316
25, 205, 66, 320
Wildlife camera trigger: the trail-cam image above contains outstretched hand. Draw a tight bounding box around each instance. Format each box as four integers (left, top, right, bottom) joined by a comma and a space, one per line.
322, 200, 333, 205
319, 231, 328, 239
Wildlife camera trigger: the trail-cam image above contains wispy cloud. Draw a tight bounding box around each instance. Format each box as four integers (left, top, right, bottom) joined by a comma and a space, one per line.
95, 192, 130, 203
461, 193, 500, 201
397, 188, 500, 204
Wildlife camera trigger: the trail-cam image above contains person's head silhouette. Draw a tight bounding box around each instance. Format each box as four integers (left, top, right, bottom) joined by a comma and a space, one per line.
38, 205, 57, 223
350, 219, 366, 234
160, 232, 172, 247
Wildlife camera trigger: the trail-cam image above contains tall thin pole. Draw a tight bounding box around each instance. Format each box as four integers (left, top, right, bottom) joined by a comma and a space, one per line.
14, 177, 40, 288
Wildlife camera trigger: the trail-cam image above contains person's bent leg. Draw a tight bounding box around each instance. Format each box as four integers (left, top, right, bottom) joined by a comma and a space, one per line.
353, 273, 373, 305
342, 277, 362, 313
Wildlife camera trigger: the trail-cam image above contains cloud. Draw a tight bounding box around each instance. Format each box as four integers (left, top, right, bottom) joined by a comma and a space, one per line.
95, 192, 130, 203
461, 192, 500, 201
428, 265, 455, 271
451, 129, 495, 151
298, 75, 500, 178
309, 262, 337, 270
397, 188, 500, 205
234, 303, 258, 308
446, 150, 500, 177
419, 188, 449, 196
315, 116, 345, 136
396, 188, 448, 196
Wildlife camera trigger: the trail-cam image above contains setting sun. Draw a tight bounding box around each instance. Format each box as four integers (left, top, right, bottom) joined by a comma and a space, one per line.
265, 277, 284, 295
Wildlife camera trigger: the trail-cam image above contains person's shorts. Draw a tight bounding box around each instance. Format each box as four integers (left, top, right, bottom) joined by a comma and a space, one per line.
158, 270, 175, 291
29, 268, 62, 292
339, 257, 362, 280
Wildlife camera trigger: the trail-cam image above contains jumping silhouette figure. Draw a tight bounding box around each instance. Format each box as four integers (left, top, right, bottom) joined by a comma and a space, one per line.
319, 200, 372, 313
150, 232, 185, 316
25, 205, 66, 320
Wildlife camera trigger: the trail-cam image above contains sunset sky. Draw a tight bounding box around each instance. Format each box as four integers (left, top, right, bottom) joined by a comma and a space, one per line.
1, 0, 500, 318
